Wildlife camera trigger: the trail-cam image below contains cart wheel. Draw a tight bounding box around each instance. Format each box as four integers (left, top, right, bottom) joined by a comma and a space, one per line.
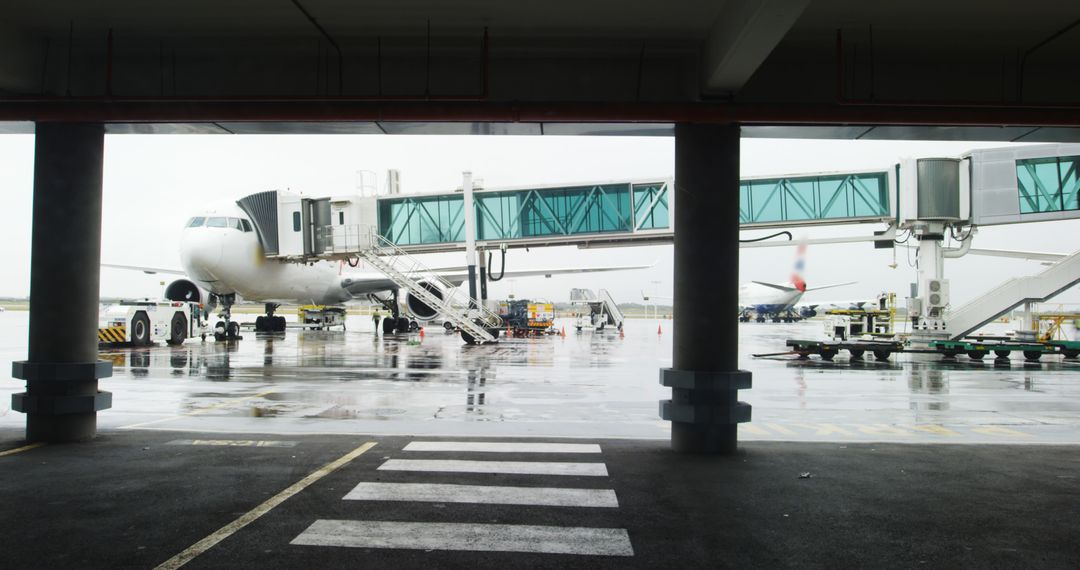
994, 350, 1011, 359
131, 312, 151, 347
1023, 351, 1042, 361
849, 350, 865, 360
873, 350, 891, 360
942, 350, 959, 359
1063, 350, 1079, 359
820, 350, 836, 361
444, 321, 454, 332
227, 321, 239, 338
460, 330, 477, 345
967, 351, 985, 360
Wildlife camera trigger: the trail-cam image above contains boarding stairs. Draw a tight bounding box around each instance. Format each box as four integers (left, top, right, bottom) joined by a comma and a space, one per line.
946, 248, 1080, 339
329, 226, 503, 343
598, 289, 625, 330
569, 288, 625, 330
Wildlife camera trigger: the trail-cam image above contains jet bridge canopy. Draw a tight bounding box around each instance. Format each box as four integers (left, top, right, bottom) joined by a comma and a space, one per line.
376, 171, 892, 253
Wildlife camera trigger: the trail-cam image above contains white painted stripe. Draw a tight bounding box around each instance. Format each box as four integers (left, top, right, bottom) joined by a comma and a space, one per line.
378, 459, 608, 476
154, 442, 377, 570
404, 441, 601, 454
343, 482, 619, 507
291, 520, 634, 556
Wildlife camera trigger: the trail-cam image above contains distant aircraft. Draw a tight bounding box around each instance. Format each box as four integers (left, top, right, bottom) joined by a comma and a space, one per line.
737, 241, 856, 322
107, 202, 649, 338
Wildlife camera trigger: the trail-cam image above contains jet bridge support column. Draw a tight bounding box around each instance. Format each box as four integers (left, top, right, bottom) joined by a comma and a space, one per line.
661, 123, 750, 454
11, 123, 112, 442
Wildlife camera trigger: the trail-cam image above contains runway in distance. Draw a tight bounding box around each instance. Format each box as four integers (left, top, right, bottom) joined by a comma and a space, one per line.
107, 202, 650, 337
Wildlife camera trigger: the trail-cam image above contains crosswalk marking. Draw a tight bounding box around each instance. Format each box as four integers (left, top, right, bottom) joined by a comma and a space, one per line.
291, 520, 634, 556
344, 482, 619, 507
403, 441, 602, 454
378, 459, 609, 476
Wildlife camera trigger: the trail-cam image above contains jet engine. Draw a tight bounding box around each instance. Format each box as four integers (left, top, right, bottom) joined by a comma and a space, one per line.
404, 282, 444, 321
164, 279, 216, 313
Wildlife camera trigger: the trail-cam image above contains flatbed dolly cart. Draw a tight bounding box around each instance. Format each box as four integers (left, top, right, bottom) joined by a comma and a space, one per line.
785, 339, 904, 361
928, 338, 1077, 361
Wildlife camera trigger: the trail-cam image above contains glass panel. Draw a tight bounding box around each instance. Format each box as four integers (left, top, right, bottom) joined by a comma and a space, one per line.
851, 173, 889, 217
1016, 157, 1063, 213
782, 179, 817, 221
817, 176, 851, 219
291, 212, 301, 232
240, 219, 253, 232
207, 217, 228, 228
1059, 158, 1079, 211
749, 180, 783, 223
186, 216, 205, 228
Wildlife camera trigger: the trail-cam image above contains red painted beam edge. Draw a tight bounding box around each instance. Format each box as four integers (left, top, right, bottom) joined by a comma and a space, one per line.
1, 101, 1079, 128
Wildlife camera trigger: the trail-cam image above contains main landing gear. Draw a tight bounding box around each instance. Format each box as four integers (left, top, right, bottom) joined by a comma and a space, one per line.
213, 293, 242, 341
255, 302, 287, 333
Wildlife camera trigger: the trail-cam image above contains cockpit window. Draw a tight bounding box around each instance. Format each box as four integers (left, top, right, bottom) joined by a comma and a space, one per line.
240, 219, 253, 232
187, 217, 206, 228
206, 217, 228, 228
229, 217, 244, 231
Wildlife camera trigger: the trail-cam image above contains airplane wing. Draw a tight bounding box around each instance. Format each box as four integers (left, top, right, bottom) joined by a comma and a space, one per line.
751, 281, 797, 292
965, 248, 1068, 263
805, 281, 857, 293
341, 262, 653, 297
428, 262, 655, 286
102, 263, 187, 276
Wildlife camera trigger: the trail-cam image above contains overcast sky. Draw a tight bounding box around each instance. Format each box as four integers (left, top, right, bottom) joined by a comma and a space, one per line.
0, 133, 1077, 308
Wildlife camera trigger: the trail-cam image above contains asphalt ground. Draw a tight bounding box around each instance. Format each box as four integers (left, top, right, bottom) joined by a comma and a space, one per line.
1, 429, 1078, 569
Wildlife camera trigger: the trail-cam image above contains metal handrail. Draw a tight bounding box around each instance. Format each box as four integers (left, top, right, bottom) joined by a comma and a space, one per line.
322, 224, 503, 329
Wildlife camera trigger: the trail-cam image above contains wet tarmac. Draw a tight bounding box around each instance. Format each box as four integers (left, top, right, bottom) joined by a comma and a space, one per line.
1, 311, 1079, 443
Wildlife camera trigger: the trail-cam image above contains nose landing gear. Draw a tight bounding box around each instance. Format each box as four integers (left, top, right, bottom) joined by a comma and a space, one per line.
213, 293, 242, 341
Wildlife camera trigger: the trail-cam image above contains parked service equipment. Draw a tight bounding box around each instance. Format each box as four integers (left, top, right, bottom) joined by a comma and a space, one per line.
99, 300, 207, 347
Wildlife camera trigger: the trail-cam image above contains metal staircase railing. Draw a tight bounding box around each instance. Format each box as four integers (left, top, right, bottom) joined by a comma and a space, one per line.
598, 288, 625, 329
323, 225, 502, 343
946, 248, 1080, 339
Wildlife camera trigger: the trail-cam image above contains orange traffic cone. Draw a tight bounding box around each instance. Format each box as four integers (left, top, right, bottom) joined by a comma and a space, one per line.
560, 326, 566, 337
657, 323, 662, 335
419, 327, 425, 338
619, 328, 625, 338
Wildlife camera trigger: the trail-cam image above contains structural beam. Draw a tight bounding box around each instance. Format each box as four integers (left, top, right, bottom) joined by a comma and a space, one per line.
662, 123, 751, 454
11, 122, 112, 442
700, 0, 810, 95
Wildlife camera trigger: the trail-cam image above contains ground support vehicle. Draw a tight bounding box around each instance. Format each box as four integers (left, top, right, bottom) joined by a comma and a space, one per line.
930, 338, 1076, 361
99, 300, 206, 347
498, 300, 556, 337
786, 339, 904, 361
298, 305, 347, 331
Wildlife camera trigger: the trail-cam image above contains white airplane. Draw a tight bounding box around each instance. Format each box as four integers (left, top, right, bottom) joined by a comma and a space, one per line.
108, 202, 649, 338
737, 242, 856, 322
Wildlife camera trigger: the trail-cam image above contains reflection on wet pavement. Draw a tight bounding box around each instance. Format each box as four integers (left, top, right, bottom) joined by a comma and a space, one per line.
1, 313, 1078, 442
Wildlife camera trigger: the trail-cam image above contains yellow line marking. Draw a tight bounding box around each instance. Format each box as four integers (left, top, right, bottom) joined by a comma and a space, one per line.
119, 390, 276, 429
0, 442, 46, 457
739, 424, 770, 435
970, 426, 1033, 438
765, 423, 798, 436
154, 441, 377, 570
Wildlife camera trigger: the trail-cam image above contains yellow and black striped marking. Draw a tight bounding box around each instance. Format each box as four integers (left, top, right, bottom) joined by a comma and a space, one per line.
98, 326, 128, 344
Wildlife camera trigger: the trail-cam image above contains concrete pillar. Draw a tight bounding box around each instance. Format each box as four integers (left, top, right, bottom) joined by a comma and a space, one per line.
11, 123, 112, 442
660, 123, 751, 454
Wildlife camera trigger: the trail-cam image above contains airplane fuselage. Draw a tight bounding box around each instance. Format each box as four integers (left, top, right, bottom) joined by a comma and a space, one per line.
180, 204, 373, 305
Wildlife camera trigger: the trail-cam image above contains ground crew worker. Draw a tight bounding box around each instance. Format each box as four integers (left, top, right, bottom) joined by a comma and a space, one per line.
372, 311, 381, 332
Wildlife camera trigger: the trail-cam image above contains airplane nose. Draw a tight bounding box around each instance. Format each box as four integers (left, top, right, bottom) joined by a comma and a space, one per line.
180, 230, 223, 278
